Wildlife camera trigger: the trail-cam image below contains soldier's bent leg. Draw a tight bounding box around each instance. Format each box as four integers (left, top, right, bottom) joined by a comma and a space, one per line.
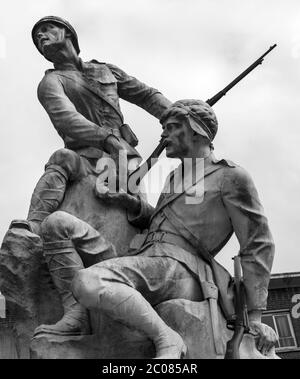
11, 148, 83, 236
72, 257, 203, 358
34, 211, 116, 337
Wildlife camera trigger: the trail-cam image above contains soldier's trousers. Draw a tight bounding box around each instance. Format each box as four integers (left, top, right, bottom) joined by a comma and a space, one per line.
28, 147, 142, 225
42, 210, 117, 265
41, 210, 203, 308
28, 148, 96, 224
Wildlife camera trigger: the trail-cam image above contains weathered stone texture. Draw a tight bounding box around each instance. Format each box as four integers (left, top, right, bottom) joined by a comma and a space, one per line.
0, 174, 139, 358
30, 299, 279, 359
0, 228, 62, 358
0, 175, 278, 359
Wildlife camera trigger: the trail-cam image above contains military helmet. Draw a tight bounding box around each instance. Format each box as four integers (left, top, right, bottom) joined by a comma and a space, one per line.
32, 16, 80, 55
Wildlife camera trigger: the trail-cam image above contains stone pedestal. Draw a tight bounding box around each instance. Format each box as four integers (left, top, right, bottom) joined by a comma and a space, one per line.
0, 226, 279, 359
30, 299, 279, 359
60, 175, 138, 257
0, 228, 62, 358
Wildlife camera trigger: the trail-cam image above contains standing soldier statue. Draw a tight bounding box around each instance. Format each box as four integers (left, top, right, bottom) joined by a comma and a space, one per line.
9, 16, 172, 337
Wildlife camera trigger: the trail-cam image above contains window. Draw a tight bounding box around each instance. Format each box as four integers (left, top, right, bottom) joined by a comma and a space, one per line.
262, 312, 297, 350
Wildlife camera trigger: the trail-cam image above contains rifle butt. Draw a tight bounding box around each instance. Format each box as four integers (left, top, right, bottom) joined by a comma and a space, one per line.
224, 326, 245, 359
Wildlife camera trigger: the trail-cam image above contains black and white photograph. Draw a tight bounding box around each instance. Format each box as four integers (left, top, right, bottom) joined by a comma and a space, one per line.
0, 0, 299, 363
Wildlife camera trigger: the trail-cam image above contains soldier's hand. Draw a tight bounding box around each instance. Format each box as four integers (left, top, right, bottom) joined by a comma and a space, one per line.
104, 135, 128, 186
250, 321, 278, 356
95, 182, 141, 214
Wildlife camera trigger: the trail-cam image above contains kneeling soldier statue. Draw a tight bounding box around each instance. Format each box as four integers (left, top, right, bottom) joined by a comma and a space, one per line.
47, 99, 277, 359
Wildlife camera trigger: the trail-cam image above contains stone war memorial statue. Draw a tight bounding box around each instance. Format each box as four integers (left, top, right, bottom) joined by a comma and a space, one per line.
0, 16, 279, 359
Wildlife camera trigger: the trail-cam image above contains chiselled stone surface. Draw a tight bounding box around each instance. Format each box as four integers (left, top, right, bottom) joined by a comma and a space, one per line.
30, 310, 154, 359
158, 299, 279, 359
0, 217, 279, 360
0, 228, 62, 358
30, 299, 279, 359
0, 174, 139, 358
158, 299, 229, 359
0, 227, 279, 360
60, 172, 138, 259
30, 313, 154, 359
30, 335, 105, 359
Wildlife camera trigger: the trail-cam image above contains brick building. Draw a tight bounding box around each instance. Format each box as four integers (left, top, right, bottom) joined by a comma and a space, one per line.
262, 272, 300, 359
0, 292, 18, 359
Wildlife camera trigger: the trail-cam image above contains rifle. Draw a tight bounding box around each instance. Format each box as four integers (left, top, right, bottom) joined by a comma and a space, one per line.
206, 44, 277, 105
128, 44, 277, 191
0, 291, 6, 319
224, 256, 250, 359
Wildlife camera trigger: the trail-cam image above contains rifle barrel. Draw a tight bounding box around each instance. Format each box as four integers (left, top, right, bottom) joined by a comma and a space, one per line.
129, 44, 277, 186
206, 44, 277, 106
128, 138, 167, 190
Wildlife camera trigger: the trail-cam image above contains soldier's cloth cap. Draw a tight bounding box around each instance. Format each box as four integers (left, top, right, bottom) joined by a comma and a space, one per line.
160, 99, 218, 141
32, 16, 80, 55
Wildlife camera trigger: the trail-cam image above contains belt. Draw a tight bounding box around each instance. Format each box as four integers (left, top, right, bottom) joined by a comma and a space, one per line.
145, 231, 198, 256
145, 231, 219, 300
145, 230, 221, 354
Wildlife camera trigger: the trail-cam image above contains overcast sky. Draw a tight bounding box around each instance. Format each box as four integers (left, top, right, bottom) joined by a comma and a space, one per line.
0, 0, 300, 274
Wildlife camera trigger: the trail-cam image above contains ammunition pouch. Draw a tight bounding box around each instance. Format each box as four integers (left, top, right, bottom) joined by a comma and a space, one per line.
120, 124, 139, 147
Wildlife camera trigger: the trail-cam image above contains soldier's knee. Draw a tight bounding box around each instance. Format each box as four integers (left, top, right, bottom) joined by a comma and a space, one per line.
72, 267, 110, 309
72, 269, 90, 301
47, 148, 81, 180
41, 211, 71, 241
50, 148, 78, 165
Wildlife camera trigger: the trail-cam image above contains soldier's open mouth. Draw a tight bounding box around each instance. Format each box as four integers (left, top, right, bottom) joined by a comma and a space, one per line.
40, 38, 50, 46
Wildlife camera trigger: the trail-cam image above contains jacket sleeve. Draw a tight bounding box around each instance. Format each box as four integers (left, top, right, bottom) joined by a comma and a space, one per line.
107, 64, 172, 120
38, 74, 110, 150
221, 166, 275, 311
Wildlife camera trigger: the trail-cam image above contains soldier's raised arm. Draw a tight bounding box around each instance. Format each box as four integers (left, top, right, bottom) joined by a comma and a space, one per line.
107, 63, 172, 120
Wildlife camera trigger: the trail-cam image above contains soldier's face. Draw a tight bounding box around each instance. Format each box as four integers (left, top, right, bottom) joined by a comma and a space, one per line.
162, 117, 194, 159
34, 22, 68, 57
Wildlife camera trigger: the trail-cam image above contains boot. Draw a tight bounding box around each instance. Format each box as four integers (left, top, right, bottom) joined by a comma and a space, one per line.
73, 277, 186, 358
34, 249, 91, 336
153, 328, 187, 359
10, 168, 67, 236
102, 286, 187, 359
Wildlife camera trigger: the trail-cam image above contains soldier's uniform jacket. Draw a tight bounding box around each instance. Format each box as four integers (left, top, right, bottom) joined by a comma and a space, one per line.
129, 153, 275, 314
38, 59, 171, 158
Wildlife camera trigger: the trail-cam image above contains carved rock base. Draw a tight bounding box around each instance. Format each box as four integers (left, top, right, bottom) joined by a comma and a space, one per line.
30, 311, 154, 359
1, 207, 279, 359
30, 299, 279, 359
0, 228, 62, 358
0, 174, 139, 358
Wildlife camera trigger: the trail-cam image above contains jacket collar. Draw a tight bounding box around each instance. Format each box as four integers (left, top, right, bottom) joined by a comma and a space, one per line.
51, 57, 86, 72
45, 60, 124, 122
46, 59, 107, 75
